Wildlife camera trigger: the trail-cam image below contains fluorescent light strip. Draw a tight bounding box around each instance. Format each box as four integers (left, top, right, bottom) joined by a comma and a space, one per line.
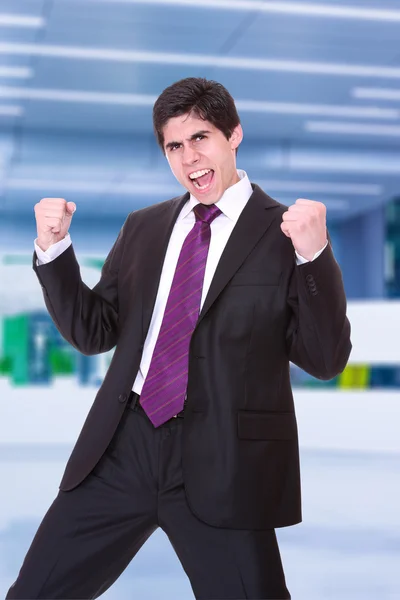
7, 178, 182, 195
257, 180, 382, 196
0, 14, 44, 28
352, 87, 400, 101
235, 100, 398, 120
80, 0, 400, 23
0, 86, 398, 120
0, 105, 23, 116
289, 154, 400, 175
7, 178, 381, 197
1, 43, 400, 79
0, 86, 157, 106
0, 67, 33, 79
306, 121, 400, 137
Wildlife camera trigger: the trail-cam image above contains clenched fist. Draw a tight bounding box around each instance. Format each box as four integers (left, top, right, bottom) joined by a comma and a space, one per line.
281, 199, 327, 261
34, 198, 76, 252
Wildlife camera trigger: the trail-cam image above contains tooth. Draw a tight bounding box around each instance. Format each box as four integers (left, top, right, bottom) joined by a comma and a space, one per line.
190, 168, 211, 180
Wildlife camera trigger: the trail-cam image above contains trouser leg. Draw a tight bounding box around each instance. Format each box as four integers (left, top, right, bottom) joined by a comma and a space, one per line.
7, 407, 159, 599
156, 418, 291, 600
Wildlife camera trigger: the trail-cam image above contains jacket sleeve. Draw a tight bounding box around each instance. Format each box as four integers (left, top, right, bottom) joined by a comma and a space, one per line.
286, 242, 352, 380
32, 215, 130, 356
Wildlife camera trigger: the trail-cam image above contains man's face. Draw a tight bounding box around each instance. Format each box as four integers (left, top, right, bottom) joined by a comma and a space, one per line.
163, 113, 243, 205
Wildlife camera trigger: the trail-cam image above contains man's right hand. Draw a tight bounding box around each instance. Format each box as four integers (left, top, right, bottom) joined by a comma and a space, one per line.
34, 198, 76, 252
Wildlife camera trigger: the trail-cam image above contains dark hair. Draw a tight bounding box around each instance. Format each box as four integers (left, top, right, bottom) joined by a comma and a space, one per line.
153, 77, 241, 153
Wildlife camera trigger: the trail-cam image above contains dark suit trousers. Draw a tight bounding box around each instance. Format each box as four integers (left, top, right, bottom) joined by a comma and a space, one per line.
6, 397, 290, 600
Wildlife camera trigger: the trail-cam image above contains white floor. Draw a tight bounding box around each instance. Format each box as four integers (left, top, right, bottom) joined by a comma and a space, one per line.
1, 380, 399, 599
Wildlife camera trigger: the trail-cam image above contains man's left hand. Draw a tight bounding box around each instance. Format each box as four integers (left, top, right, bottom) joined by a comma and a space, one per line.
281, 199, 327, 261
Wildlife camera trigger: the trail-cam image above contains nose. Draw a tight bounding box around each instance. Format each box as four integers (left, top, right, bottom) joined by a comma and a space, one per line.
182, 145, 200, 166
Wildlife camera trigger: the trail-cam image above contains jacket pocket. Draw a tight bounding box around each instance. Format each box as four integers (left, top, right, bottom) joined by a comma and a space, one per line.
237, 410, 297, 440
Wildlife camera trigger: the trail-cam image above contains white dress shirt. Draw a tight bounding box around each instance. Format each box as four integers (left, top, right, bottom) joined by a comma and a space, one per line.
34, 169, 327, 394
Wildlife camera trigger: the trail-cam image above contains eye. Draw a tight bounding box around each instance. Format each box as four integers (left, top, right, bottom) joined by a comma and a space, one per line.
169, 143, 181, 152
195, 135, 205, 142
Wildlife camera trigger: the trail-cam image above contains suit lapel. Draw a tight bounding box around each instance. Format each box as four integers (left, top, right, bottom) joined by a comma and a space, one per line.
140, 184, 280, 339
141, 192, 189, 339
197, 184, 281, 326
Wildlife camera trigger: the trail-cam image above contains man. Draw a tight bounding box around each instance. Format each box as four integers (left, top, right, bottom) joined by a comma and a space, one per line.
7, 78, 351, 599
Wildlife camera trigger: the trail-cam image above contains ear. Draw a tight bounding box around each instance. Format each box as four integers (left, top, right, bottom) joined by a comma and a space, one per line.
230, 124, 243, 151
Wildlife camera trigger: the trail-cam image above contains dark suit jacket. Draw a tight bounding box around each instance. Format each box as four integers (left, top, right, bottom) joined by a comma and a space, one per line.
33, 184, 351, 530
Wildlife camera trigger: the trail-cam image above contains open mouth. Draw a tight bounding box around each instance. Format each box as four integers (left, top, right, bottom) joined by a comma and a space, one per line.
188, 168, 215, 191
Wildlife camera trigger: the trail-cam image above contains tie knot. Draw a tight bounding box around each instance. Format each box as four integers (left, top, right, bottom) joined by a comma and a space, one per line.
193, 203, 222, 225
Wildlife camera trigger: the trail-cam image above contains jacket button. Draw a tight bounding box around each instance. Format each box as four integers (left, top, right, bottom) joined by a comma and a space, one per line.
118, 393, 127, 403
306, 274, 314, 283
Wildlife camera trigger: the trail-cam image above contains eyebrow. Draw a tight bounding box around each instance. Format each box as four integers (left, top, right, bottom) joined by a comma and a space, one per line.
165, 130, 212, 151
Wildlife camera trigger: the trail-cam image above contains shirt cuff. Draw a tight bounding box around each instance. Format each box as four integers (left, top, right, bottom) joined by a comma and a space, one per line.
34, 234, 72, 265
295, 240, 328, 265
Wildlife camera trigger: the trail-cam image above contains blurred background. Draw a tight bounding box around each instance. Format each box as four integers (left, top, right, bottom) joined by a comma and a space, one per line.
1, 0, 400, 598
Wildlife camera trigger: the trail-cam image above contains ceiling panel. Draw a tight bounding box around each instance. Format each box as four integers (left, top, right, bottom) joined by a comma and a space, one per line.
54, 0, 247, 31
236, 14, 400, 63
0, 0, 399, 223
0, 0, 45, 15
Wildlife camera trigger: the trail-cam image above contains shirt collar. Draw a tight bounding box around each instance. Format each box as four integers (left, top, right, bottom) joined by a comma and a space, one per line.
179, 169, 253, 222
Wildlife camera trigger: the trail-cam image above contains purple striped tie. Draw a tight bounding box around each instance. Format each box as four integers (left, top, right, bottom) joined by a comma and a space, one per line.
139, 202, 222, 427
